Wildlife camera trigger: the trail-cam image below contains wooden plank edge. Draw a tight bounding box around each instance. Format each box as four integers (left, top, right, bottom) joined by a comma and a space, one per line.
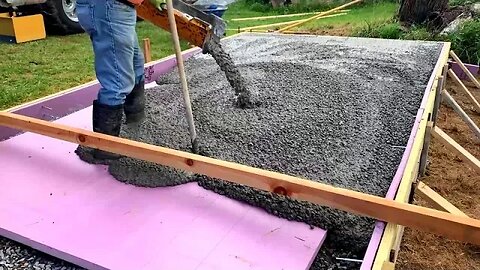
238, 13, 347, 31
432, 64, 449, 126
447, 69, 480, 113
366, 44, 451, 270
442, 89, 480, 141
230, 9, 349, 21
431, 126, 480, 173
2, 111, 480, 246
416, 181, 468, 217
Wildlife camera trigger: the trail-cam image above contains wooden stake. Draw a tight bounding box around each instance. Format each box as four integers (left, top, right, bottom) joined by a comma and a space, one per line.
239, 13, 347, 31
166, 0, 197, 150
416, 181, 468, 217
431, 126, 480, 173
450, 51, 480, 89
432, 65, 448, 126
442, 89, 480, 141
2, 112, 480, 245
448, 69, 480, 113
277, 0, 362, 32
419, 122, 433, 176
231, 9, 349, 21
142, 38, 152, 63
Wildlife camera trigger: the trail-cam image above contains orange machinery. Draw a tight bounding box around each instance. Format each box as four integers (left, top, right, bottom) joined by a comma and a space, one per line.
136, 0, 226, 53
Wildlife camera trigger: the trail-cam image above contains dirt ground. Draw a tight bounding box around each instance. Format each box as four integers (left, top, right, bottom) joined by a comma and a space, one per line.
396, 77, 480, 270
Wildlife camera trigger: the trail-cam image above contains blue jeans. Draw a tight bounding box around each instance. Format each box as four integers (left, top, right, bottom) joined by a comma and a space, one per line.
76, 0, 145, 106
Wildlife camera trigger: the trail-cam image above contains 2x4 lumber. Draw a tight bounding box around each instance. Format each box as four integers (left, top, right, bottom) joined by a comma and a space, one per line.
373, 110, 426, 270
231, 9, 349, 21
419, 123, 433, 176
432, 65, 449, 126
448, 69, 480, 113
416, 181, 468, 217
431, 126, 480, 173
442, 90, 480, 141
2, 112, 480, 245
239, 13, 347, 31
450, 51, 480, 89
277, 0, 362, 32
143, 38, 152, 63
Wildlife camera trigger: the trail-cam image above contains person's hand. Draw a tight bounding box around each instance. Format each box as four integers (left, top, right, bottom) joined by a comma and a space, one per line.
150, 0, 166, 9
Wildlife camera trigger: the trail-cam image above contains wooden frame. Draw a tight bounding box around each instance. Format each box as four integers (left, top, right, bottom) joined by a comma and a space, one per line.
432, 126, 480, 173
448, 69, 480, 113
3, 32, 476, 269
1, 111, 480, 246
442, 89, 480, 140
370, 42, 452, 270
416, 181, 467, 217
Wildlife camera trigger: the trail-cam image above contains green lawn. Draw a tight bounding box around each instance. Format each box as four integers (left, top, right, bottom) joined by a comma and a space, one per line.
0, 1, 398, 110
0, 23, 186, 110
298, 2, 398, 32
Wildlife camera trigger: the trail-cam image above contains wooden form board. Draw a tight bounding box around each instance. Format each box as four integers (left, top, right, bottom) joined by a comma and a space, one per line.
371, 43, 451, 270
3, 107, 480, 247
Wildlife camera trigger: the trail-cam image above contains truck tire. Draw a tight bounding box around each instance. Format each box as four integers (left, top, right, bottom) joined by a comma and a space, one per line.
49, 0, 83, 34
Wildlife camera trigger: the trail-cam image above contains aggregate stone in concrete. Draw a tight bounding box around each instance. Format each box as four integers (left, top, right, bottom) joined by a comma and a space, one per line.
0, 237, 83, 270
105, 34, 443, 268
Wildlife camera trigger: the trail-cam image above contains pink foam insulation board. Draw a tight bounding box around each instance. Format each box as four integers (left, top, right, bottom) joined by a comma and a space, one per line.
0, 107, 327, 270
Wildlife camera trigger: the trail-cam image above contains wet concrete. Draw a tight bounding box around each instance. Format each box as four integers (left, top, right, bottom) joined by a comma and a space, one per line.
105, 34, 442, 268
206, 38, 252, 108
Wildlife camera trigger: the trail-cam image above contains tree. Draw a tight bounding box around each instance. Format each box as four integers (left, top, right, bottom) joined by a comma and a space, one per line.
399, 0, 449, 25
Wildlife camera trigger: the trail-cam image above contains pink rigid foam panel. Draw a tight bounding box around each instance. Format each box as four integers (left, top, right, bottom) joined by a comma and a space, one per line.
0, 107, 326, 270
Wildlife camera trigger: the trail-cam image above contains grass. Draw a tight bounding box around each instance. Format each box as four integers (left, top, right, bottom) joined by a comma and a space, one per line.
298, 2, 398, 33
0, 22, 187, 110
224, 1, 398, 35
1, 1, 398, 110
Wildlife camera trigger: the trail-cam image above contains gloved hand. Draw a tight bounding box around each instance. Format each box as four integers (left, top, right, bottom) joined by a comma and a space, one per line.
150, 0, 167, 9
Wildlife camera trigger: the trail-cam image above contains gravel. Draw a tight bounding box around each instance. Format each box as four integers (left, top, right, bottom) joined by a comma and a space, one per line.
0, 237, 83, 270
2, 33, 443, 270
107, 34, 443, 269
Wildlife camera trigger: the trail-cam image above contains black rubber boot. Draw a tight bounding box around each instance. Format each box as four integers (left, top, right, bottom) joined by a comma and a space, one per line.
92, 100, 124, 160
124, 80, 145, 124
75, 100, 124, 164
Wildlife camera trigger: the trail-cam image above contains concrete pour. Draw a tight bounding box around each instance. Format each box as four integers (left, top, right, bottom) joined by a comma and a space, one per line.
107, 34, 443, 269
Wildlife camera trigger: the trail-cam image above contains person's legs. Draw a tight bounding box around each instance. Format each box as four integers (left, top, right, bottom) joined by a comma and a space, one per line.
92, 0, 137, 106
124, 35, 146, 124
75, 0, 137, 162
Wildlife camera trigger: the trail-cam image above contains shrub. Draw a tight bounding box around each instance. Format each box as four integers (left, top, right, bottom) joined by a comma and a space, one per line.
402, 26, 432, 40
447, 19, 480, 65
250, 2, 271, 12
354, 21, 402, 39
